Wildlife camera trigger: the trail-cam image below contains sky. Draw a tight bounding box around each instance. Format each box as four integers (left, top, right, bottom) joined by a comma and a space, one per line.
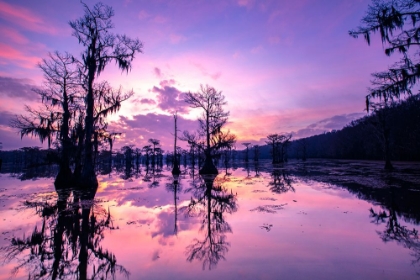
0, 0, 396, 151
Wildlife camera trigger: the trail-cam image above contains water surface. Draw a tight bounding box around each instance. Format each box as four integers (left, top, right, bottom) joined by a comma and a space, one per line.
1, 160, 420, 279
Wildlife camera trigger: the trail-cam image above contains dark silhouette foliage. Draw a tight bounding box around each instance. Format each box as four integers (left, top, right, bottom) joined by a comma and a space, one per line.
350, 0, 420, 107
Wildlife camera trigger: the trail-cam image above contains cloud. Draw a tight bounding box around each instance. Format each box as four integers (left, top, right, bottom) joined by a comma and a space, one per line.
151, 210, 177, 239
151, 80, 190, 114
152, 250, 160, 261
292, 113, 365, 139
0, 110, 46, 150
153, 15, 168, 24
0, 1, 56, 34
251, 45, 263, 54
170, 34, 187, 44
0, 43, 40, 68
138, 10, 151, 20
0, 26, 29, 44
232, 51, 242, 59
138, 10, 167, 24
153, 67, 162, 78
109, 113, 198, 150
0, 110, 14, 126
139, 98, 156, 105
0, 76, 38, 100
192, 63, 222, 80
237, 0, 255, 9
268, 36, 280, 45
151, 207, 197, 241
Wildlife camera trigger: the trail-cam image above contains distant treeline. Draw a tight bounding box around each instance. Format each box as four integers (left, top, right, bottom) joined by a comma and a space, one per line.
257, 95, 420, 162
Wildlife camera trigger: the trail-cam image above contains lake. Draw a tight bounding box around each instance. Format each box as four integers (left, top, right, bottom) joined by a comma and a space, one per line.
1, 159, 420, 279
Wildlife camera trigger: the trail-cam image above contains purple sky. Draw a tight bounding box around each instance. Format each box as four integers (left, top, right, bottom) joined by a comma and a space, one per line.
0, 0, 394, 151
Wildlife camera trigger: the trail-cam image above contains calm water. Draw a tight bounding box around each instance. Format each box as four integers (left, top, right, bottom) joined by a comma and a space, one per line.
1, 160, 420, 279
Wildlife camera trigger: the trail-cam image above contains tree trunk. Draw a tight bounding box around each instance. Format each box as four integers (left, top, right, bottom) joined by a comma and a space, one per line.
81, 58, 98, 188
200, 151, 218, 175
55, 91, 72, 187
172, 114, 181, 175
384, 128, 394, 170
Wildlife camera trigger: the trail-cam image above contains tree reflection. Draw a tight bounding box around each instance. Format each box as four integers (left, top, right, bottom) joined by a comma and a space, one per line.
268, 169, 295, 194
183, 175, 237, 270
166, 174, 183, 235
1, 185, 128, 279
253, 161, 260, 177
370, 205, 420, 266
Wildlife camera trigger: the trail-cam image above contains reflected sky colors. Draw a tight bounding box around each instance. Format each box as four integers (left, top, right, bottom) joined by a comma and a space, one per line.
1, 160, 420, 279
0, 0, 394, 150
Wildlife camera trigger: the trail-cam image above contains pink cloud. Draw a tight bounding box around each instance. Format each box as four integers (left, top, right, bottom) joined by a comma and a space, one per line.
250, 45, 263, 54
138, 10, 167, 24
153, 67, 162, 78
153, 15, 168, 24
192, 63, 222, 80
0, 43, 40, 68
226, 105, 366, 144
268, 36, 280, 45
232, 51, 242, 59
159, 79, 175, 87
138, 10, 151, 20
0, 1, 56, 34
170, 34, 187, 44
0, 26, 29, 44
237, 0, 255, 9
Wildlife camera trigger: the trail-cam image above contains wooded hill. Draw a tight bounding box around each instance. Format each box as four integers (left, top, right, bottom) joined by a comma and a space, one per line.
256, 95, 420, 162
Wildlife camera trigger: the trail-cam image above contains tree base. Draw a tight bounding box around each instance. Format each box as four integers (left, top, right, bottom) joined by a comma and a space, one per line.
172, 160, 181, 175
79, 169, 98, 189
54, 167, 73, 189
199, 158, 218, 175
172, 164, 181, 175
385, 160, 394, 171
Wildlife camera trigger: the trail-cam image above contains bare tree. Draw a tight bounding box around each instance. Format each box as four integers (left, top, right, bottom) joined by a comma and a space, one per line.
38, 52, 82, 186
184, 85, 235, 174
11, 51, 84, 187
70, 2, 143, 187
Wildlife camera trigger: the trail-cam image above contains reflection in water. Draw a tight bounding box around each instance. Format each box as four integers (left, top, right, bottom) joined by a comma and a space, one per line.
142, 164, 164, 188
0, 185, 128, 279
268, 168, 295, 194
166, 174, 183, 235
183, 175, 237, 270
2, 160, 420, 278
253, 161, 260, 177
371, 203, 420, 268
